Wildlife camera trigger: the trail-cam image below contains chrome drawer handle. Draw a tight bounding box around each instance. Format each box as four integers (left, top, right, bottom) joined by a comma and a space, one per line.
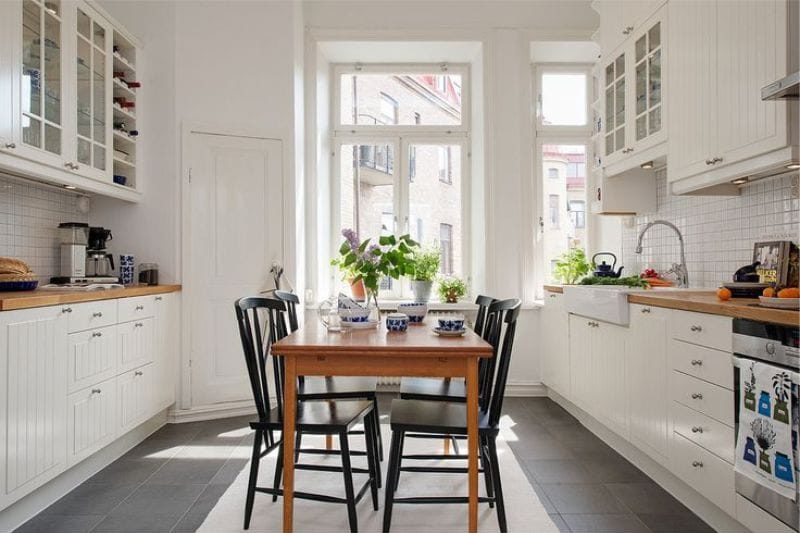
4, 142, 16, 149
93, 312, 103, 318
92, 332, 103, 338
692, 461, 703, 468
691, 426, 704, 433
62, 307, 73, 313
135, 322, 143, 327
135, 305, 144, 310
91, 388, 101, 394
641, 307, 651, 313
134, 370, 143, 376
690, 325, 702, 332
691, 393, 704, 400
155, 296, 163, 301
690, 359, 703, 366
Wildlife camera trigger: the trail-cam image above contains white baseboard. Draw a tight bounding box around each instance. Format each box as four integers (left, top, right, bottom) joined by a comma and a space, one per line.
167, 400, 257, 423
0, 410, 168, 533
547, 389, 749, 533
506, 381, 547, 397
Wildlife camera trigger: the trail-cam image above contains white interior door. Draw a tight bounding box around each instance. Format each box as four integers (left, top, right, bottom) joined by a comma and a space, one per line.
186, 131, 283, 407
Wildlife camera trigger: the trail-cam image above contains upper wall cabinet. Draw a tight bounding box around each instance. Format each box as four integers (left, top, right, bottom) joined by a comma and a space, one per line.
595, 0, 662, 62
596, 2, 668, 176
667, 0, 798, 194
0, 0, 141, 202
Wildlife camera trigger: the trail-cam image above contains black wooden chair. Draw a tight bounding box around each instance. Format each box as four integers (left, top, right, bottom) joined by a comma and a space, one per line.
235, 297, 380, 532
272, 290, 383, 462
382, 298, 522, 533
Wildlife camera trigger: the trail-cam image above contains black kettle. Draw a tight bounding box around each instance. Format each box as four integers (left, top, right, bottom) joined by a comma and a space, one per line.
592, 252, 624, 278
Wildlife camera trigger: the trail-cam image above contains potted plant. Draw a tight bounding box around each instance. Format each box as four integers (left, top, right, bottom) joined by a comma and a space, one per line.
408, 247, 440, 302
438, 276, 468, 303
330, 228, 417, 305
553, 248, 591, 285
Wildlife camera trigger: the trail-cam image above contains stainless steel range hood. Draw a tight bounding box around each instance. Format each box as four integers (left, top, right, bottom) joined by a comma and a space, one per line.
761, 71, 799, 100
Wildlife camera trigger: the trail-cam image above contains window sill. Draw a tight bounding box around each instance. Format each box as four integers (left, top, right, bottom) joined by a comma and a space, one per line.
377, 300, 479, 312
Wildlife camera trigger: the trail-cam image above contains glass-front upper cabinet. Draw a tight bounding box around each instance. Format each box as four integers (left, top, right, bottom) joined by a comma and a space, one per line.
13, 0, 67, 163
604, 52, 626, 159
72, 3, 111, 180
633, 20, 663, 144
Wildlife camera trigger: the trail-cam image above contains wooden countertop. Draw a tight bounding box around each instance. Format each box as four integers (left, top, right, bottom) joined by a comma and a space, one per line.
543, 285, 798, 326
0, 284, 181, 311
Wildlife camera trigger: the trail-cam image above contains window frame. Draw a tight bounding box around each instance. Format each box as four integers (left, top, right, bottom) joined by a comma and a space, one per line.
379, 92, 399, 125
439, 222, 454, 275
535, 64, 592, 133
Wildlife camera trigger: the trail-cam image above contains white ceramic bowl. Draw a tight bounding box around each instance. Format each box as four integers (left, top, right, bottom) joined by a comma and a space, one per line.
339, 307, 372, 323
398, 302, 428, 323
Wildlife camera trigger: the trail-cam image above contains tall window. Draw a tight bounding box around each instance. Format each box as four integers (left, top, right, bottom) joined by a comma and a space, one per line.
334, 65, 469, 298
440, 223, 453, 274
549, 194, 560, 227
569, 200, 586, 229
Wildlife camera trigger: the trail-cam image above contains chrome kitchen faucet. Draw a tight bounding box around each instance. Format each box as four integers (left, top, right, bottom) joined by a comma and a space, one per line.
635, 220, 689, 288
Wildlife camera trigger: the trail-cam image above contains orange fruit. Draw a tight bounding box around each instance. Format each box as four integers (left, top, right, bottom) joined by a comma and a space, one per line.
777, 287, 800, 299
763, 287, 776, 298
717, 287, 732, 301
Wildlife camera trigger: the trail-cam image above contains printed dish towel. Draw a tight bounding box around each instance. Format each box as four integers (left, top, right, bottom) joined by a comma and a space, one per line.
735, 360, 798, 501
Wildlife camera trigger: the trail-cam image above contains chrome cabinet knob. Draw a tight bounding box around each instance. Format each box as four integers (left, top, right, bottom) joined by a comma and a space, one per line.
641, 307, 651, 313
712, 156, 723, 164
705, 159, 714, 165
135, 305, 144, 310
62, 307, 73, 313
92, 312, 103, 318
155, 296, 163, 301
91, 388, 102, 394
691, 393, 704, 400
134, 370, 143, 376
692, 461, 703, 468
691, 426, 703, 433
690, 359, 703, 366
135, 322, 143, 327
690, 325, 702, 332
4, 142, 16, 149
92, 331, 103, 338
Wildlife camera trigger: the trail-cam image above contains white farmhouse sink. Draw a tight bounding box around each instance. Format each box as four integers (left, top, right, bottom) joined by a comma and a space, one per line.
563, 285, 635, 325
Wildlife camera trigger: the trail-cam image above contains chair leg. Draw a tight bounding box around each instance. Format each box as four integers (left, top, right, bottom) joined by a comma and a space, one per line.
272, 440, 284, 503
451, 435, 460, 455
393, 431, 405, 491
372, 397, 384, 462
365, 411, 382, 488
364, 412, 380, 508
339, 432, 359, 533
487, 437, 507, 533
294, 431, 302, 463
244, 429, 263, 530
480, 436, 494, 508
443, 437, 450, 455
383, 430, 402, 533
325, 434, 333, 450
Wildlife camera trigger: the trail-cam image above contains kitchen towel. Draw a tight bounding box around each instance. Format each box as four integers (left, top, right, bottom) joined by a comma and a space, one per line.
735, 360, 798, 500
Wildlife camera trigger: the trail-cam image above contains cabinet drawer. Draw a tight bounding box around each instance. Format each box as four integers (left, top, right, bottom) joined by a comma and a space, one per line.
671, 432, 735, 516
672, 401, 734, 463
67, 377, 117, 466
672, 371, 734, 426
671, 310, 732, 351
67, 325, 118, 393
65, 300, 117, 333
118, 363, 154, 433
118, 296, 155, 323
670, 339, 733, 390
118, 318, 154, 373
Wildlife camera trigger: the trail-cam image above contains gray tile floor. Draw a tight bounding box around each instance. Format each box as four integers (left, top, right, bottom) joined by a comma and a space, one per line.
14, 395, 715, 533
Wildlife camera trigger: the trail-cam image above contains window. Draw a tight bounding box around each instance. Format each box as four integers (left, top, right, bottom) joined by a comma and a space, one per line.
547, 167, 558, 179
380, 93, 398, 125
538, 72, 588, 126
569, 200, 586, 229
549, 194, 560, 227
438, 146, 451, 183
440, 223, 453, 275
333, 65, 470, 299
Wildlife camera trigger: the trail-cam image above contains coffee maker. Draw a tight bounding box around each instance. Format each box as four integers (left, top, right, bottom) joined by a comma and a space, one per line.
51, 223, 119, 284
85, 227, 117, 280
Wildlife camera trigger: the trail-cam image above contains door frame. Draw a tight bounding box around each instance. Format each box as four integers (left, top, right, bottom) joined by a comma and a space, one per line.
179, 121, 287, 412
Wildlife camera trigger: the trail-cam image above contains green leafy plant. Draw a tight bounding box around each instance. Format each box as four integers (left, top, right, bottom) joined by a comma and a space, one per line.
438, 276, 468, 303
578, 275, 649, 288
330, 228, 418, 294
552, 248, 591, 285
409, 247, 441, 282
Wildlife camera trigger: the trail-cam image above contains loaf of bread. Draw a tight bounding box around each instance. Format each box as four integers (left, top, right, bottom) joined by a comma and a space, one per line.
0, 257, 32, 275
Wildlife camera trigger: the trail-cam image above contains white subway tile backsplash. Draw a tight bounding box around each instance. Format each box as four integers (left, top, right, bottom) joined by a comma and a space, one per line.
0, 174, 89, 282
622, 171, 800, 289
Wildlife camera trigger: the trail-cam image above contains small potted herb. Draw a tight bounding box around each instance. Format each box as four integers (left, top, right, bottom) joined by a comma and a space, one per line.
438, 276, 468, 303
553, 248, 591, 285
408, 247, 440, 302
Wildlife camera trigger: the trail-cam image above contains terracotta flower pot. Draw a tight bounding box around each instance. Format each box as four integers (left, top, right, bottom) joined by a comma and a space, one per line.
349, 278, 366, 301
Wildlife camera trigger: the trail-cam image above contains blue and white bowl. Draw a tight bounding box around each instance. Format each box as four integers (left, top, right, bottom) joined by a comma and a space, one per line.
386, 313, 409, 332
437, 315, 465, 332
398, 302, 428, 323
339, 308, 371, 323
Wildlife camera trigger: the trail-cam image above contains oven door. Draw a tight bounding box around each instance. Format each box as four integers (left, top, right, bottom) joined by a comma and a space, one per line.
734, 355, 799, 531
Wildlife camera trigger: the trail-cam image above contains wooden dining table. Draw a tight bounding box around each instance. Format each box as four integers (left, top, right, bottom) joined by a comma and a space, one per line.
270, 317, 494, 533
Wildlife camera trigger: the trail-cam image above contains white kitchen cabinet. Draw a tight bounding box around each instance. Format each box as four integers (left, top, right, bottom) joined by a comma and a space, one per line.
153, 293, 179, 411
118, 363, 154, 433
0, 0, 141, 201
594, 0, 663, 61
67, 324, 118, 393
66, 376, 117, 465
541, 291, 570, 397
0, 305, 68, 508
626, 304, 669, 465
667, 0, 797, 192
118, 317, 154, 374
569, 314, 593, 411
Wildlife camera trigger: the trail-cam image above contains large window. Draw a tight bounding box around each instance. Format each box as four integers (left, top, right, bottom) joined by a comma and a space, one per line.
333, 64, 469, 299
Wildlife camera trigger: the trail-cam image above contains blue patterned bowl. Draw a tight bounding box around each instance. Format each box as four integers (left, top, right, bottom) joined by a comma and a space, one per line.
398, 302, 428, 323
339, 308, 371, 323
386, 313, 409, 332
437, 315, 465, 332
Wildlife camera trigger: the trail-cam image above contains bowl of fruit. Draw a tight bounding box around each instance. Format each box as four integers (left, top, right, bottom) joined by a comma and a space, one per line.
758, 287, 800, 310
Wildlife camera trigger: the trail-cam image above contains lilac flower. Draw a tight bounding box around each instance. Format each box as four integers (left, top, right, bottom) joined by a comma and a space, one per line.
341, 228, 360, 253
363, 244, 382, 264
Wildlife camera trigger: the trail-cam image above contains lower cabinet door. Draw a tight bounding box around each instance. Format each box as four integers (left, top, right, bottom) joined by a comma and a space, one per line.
118, 318, 154, 374
118, 364, 154, 433
67, 378, 118, 466
671, 431, 735, 516
67, 325, 118, 393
